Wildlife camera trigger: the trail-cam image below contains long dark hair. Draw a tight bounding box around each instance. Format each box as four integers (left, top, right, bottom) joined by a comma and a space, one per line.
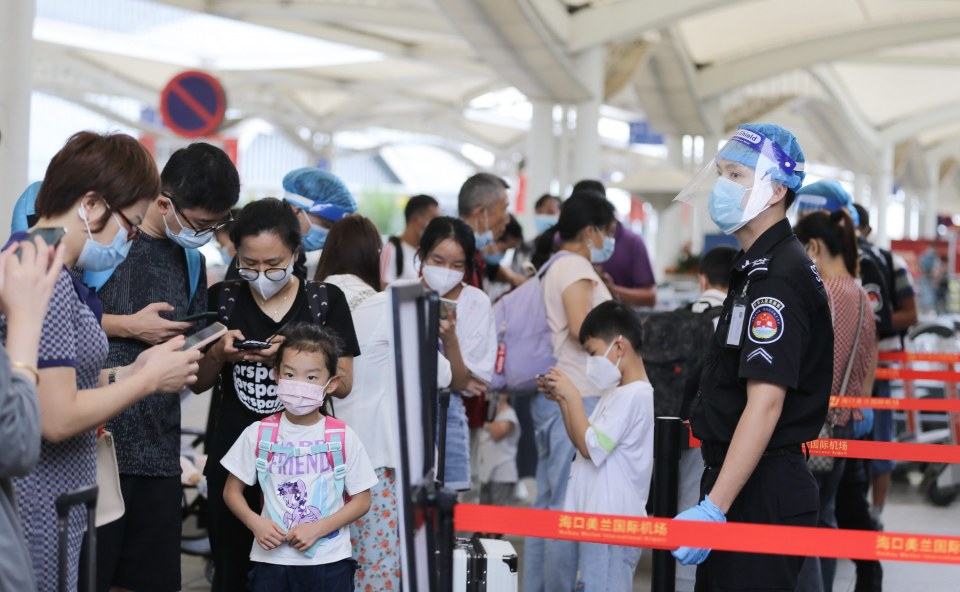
531, 191, 615, 269
418, 216, 476, 278
793, 210, 859, 277
315, 215, 383, 291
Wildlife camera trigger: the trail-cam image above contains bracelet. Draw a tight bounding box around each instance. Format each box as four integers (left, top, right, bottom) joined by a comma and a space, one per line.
108, 367, 120, 384
11, 361, 40, 386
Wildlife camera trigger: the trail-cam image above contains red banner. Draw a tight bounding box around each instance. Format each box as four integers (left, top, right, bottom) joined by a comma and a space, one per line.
879, 352, 960, 364
686, 434, 960, 464
454, 504, 960, 564
830, 395, 960, 413
876, 367, 960, 382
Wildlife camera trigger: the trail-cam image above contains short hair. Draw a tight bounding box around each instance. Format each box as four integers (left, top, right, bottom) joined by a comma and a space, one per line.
783, 189, 797, 212
273, 322, 342, 388
500, 214, 523, 241
579, 301, 644, 351
34, 131, 160, 232
161, 142, 240, 213
418, 216, 477, 279
699, 246, 737, 289
534, 194, 561, 211
315, 216, 383, 291
230, 198, 301, 254
572, 179, 606, 198
853, 203, 870, 229
405, 194, 439, 223
457, 173, 509, 217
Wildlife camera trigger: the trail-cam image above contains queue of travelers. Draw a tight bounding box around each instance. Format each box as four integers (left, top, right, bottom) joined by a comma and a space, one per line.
0, 122, 913, 592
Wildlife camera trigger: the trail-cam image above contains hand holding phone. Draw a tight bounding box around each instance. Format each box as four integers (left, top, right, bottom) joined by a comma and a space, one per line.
234, 339, 272, 351
180, 323, 228, 351
15, 227, 67, 260
174, 311, 219, 323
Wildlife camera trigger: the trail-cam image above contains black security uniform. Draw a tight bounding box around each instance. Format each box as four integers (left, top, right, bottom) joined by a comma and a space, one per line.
858, 237, 896, 340
690, 218, 835, 591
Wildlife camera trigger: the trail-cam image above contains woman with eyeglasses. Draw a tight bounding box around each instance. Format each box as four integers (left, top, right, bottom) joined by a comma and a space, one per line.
194, 198, 360, 592
3, 132, 203, 592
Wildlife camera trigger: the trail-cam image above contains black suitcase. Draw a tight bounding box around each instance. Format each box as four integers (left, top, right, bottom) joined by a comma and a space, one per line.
56, 484, 98, 592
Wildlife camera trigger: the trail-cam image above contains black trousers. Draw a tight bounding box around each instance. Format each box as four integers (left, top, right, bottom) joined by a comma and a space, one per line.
835, 458, 883, 592
695, 448, 819, 591
207, 468, 261, 592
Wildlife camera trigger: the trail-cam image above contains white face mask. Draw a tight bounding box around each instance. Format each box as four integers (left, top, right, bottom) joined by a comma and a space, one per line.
247, 257, 295, 301
585, 338, 622, 391
422, 264, 464, 296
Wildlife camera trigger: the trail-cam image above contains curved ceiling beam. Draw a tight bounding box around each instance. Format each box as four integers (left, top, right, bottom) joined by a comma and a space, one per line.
435, 0, 589, 102
209, 0, 452, 34
697, 16, 960, 97
568, 0, 735, 53
807, 65, 879, 153
879, 102, 960, 145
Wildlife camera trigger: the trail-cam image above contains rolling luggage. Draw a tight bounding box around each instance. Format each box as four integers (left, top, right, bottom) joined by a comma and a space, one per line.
452, 535, 518, 592
56, 484, 98, 592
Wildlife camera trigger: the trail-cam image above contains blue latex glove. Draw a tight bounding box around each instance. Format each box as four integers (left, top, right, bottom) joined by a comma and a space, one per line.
854, 408, 874, 439
671, 494, 726, 565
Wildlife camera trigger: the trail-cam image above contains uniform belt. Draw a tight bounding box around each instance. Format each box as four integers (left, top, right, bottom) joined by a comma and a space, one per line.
700, 442, 802, 468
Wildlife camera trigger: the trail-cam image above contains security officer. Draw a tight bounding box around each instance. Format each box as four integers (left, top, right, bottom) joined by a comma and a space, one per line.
672, 123, 835, 591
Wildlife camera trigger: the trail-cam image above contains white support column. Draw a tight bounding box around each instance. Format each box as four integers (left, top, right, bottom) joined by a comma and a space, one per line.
925, 157, 941, 238
904, 193, 915, 240
853, 173, 868, 206
0, 0, 35, 234
572, 46, 605, 183
873, 145, 894, 246
525, 100, 556, 206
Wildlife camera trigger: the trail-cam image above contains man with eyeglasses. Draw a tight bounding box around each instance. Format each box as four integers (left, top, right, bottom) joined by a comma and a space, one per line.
93, 142, 240, 592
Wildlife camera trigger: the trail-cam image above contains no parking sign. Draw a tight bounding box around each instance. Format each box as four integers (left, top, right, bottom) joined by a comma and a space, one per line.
160, 70, 226, 138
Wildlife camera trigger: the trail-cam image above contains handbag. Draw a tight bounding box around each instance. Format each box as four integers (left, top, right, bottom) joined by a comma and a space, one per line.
95, 426, 125, 527
808, 292, 865, 474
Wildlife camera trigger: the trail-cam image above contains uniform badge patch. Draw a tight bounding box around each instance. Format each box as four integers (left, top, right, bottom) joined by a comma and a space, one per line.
864, 283, 883, 313
746, 348, 774, 364
748, 297, 785, 344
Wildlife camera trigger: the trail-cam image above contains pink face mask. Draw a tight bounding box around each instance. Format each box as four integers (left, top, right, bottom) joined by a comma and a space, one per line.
276, 378, 333, 416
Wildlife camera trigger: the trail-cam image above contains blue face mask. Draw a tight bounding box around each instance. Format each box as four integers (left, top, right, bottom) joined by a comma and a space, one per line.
589, 233, 616, 264
482, 250, 505, 265
163, 201, 213, 249
301, 223, 328, 251
708, 177, 749, 234
76, 206, 133, 272
475, 230, 493, 250
534, 214, 558, 235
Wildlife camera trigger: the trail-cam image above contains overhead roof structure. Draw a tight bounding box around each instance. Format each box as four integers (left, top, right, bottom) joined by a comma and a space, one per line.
28, 0, 960, 215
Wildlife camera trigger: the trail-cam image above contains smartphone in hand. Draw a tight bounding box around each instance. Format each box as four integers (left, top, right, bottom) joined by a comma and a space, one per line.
234, 339, 272, 351
174, 311, 219, 323
15, 227, 67, 260
180, 323, 227, 351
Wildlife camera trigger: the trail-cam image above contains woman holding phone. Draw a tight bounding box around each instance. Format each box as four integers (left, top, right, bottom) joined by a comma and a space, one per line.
418, 216, 497, 492
194, 198, 360, 592
6, 132, 202, 592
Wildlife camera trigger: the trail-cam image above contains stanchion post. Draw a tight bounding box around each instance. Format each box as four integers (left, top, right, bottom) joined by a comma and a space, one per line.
652, 416, 683, 592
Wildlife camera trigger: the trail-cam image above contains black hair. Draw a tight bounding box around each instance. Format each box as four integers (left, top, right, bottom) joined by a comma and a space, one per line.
315, 215, 383, 292
534, 194, 561, 211
418, 216, 477, 278
229, 198, 301, 254
783, 189, 797, 212
161, 142, 240, 213
458, 173, 509, 217
699, 246, 737, 289
405, 194, 439, 223
579, 300, 643, 352
531, 191, 615, 269
499, 214, 523, 242
572, 179, 606, 198
793, 210, 859, 277
853, 203, 869, 229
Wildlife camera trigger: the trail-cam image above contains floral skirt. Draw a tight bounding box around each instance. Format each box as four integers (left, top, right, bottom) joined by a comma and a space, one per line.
350, 467, 401, 591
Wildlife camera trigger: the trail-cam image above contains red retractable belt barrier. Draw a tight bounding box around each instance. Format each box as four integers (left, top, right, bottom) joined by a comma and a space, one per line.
454, 504, 960, 564
686, 433, 960, 464
879, 352, 960, 364
875, 367, 960, 382
829, 395, 960, 413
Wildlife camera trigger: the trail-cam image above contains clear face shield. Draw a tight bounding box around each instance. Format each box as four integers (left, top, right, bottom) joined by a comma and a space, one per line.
674, 128, 804, 234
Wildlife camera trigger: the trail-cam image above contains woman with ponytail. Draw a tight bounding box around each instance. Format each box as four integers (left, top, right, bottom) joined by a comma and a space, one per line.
793, 210, 877, 591
525, 191, 617, 592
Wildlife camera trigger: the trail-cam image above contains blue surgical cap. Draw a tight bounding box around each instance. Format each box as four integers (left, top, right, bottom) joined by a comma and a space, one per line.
281, 168, 356, 222
796, 180, 860, 226
11, 181, 42, 233
717, 124, 806, 192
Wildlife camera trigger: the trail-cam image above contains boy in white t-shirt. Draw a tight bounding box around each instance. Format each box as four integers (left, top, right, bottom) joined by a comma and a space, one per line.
221, 323, 378, 591
541, 301, 654, 592
477, 395, 521, 506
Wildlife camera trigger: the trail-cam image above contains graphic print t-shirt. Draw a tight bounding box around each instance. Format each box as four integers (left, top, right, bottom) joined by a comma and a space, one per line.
205, 280, 361, 479
221, 414, 378, 565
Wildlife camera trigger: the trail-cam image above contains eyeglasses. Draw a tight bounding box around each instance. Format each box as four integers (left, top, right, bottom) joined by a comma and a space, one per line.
162, 192, 234, 237
103, 202, 140, 242
236, 257, 295, 281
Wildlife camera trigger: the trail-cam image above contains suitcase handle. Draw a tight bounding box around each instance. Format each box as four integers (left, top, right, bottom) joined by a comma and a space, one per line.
56, 484, 99, 592
55, 484, 99, 517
